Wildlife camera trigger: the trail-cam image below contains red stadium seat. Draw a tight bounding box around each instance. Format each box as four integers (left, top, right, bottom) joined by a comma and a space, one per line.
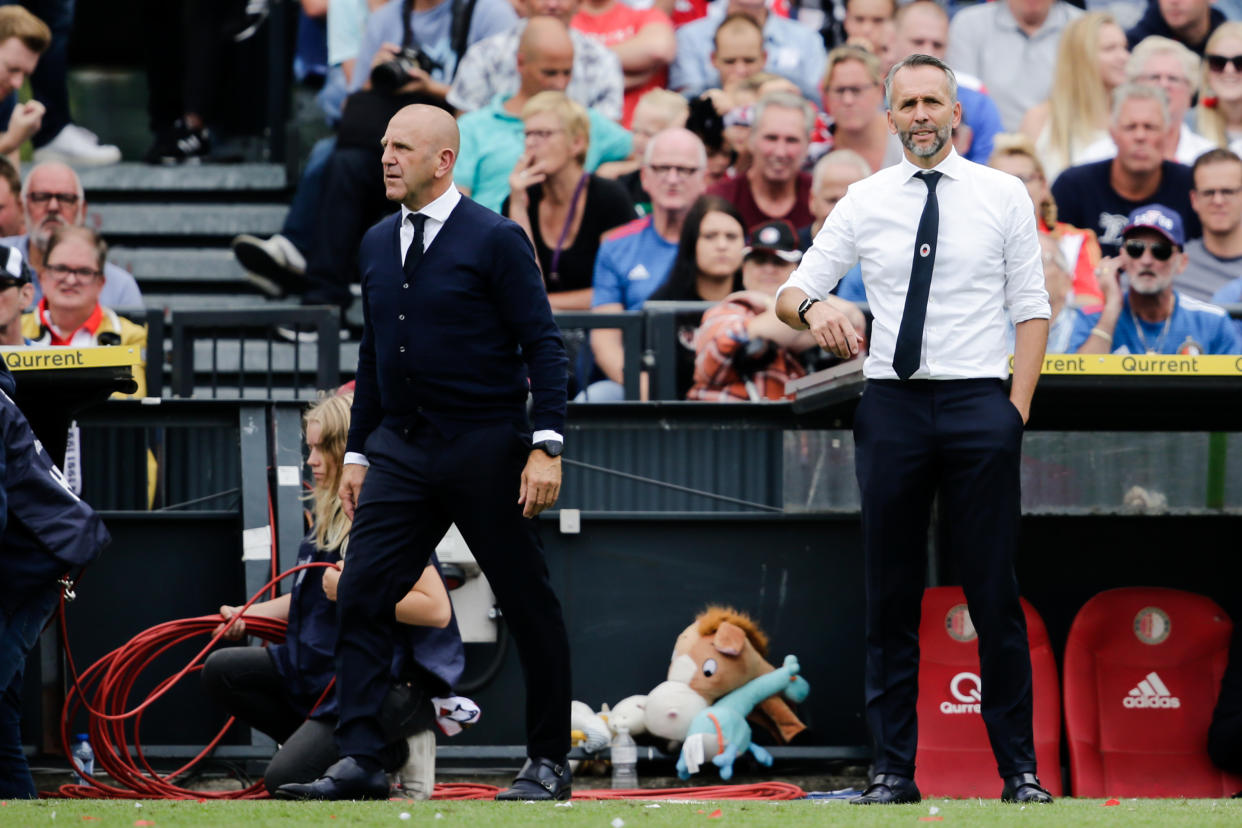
1063, 587, 1242, 798
914, 587, 1062, 797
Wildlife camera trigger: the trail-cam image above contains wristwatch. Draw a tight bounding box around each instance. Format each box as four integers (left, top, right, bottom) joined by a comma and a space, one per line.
533, 439, 564, 458
797, 297, 820, 326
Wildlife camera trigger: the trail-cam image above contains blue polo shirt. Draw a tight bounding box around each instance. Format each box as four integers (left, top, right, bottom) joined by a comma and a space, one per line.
455, 94, 633, 213
1070, 292, 1242, 354
592, 216, 678, 309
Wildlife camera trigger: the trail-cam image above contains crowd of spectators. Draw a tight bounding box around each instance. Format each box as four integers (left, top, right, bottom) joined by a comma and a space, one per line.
224, 0, 1242, 398
10, 0, 1242, 401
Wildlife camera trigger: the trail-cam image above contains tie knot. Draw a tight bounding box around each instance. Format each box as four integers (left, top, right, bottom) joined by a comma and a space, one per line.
915, 171, 942, 192
407, 212, 427, 229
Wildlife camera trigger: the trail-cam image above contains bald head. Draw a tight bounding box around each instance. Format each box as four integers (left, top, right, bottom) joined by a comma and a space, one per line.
644, 127, 708, 168
521, 15, 573, 59
382, 105, 459, 209
518, 16, 575, 95
393, 104, 459, 154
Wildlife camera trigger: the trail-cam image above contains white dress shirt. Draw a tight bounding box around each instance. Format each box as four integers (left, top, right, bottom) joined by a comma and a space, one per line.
346, 185, 561, 468
777, 149, 1050, 381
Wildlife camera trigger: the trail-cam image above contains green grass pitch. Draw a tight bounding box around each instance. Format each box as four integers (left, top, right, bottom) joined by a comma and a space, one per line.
2, 797, 1240, 827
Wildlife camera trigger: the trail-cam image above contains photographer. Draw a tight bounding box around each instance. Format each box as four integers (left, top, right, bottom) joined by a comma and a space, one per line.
348, 0, 517, 106
688, 220, 863, 401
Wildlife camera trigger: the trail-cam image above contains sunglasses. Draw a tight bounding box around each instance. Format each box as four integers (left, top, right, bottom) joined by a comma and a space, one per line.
1207, 54, 1242, 72
1122, 239, 1175, 261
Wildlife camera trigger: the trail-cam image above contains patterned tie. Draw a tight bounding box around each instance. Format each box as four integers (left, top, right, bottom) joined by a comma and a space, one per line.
892, 170, 942, 380
404, 212, 427, 279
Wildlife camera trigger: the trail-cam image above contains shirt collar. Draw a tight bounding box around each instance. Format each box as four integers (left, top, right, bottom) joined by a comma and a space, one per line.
400, 185, 462, 226
38, 297, 104, 345
898, 146, 966, 183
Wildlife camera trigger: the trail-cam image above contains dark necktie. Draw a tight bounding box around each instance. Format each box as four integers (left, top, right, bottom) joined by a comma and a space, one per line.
404, 212, 427, 279
892, 170, 942, 380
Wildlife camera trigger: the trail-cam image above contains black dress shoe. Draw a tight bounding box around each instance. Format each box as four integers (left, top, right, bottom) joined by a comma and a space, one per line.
495, 757, 572, 801
1001, 773, 1053, 803
273, 756, 390, 801
849, 773, 921, 804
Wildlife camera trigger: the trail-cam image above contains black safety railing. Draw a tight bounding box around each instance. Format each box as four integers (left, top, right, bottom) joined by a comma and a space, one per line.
168, 307, 340, 399
552, 310, 644, 400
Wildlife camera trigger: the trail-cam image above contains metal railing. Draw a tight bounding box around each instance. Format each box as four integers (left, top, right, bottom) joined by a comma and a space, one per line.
168, 307, 340, 399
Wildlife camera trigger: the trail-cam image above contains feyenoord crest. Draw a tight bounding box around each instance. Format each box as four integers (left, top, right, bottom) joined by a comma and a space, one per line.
1133, 606, 1171, 645
1176, 336, 1203, 356
945, 604, 977, 642
919, 243, 931, 257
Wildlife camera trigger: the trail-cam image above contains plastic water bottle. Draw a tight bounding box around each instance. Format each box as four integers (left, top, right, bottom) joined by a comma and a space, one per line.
72, 733, 94, 784
610, 725, 638, 789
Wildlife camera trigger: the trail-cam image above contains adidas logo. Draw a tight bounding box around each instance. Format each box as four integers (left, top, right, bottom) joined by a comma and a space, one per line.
1123, 671, 1181, 709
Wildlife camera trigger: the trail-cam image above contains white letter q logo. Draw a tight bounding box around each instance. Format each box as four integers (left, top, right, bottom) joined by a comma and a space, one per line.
950, 672, 982, 703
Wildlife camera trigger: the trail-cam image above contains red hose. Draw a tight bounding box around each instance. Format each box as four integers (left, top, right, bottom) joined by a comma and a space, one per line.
48, 563, 333, 799
46, 563, 807, 802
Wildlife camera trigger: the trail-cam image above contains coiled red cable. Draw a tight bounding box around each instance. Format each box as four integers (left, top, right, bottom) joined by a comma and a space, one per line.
48, 562, 334, 799
46, 562, 806, 802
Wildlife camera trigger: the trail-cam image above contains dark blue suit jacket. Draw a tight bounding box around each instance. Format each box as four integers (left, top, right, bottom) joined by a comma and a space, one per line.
346, 194, 567, 454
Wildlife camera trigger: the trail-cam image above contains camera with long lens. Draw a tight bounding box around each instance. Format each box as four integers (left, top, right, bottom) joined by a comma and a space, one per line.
370, 47, 443, 94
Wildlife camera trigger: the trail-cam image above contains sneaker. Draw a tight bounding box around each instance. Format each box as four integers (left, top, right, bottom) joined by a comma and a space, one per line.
33, 124, 122, 166
391, 730, 436, 800
144, 119, 211, 165
233, 233, 307, 297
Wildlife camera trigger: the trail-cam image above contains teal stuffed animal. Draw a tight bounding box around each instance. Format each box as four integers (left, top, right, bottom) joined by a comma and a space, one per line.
676, 654, 807, 780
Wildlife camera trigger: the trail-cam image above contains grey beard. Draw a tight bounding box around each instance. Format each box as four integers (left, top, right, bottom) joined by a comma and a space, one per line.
901, 124, 950, 158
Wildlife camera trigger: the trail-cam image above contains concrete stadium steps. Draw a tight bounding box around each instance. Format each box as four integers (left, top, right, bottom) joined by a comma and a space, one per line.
141, 293, 301, 313
90, 204, 288, 239
77, 162, 294, 304
78, 163, 288, 195
109, 247, 250, 291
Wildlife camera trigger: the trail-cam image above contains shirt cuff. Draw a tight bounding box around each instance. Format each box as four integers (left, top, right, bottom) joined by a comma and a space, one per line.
532, 429, 563, 445
344, 451, 370, 468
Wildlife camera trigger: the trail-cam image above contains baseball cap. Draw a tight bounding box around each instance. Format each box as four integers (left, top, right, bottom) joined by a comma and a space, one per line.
744, 220, 802, 263
0, 244, 31, 288
1121, 204, 1185, 247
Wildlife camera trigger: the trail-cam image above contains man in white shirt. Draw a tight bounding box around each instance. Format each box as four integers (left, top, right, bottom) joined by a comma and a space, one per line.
775, 54, 1053, 806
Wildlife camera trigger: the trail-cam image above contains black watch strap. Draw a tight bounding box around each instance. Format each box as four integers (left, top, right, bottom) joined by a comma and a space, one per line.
533, 439, 563, 458
798, 297, 820, 326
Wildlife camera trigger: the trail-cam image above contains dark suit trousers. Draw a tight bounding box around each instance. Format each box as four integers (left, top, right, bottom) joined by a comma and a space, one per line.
334, 420, 571, 762
853, 378, 1036, 779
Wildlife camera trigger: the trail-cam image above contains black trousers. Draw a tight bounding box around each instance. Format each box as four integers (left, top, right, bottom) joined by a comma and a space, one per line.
853, 378, 1036, 779
335, 421, 571, 762
201, 646, 425, 792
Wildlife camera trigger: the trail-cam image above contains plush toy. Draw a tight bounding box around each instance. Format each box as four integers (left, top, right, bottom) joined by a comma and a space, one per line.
606, 695, 648, 737
645, 606, 809, 744
570, 700, 612, 753
676, 655, 803, 780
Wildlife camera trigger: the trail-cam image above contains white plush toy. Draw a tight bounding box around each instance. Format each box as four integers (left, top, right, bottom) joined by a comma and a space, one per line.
605, 695, 648, 737
570, 700, 612, 753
